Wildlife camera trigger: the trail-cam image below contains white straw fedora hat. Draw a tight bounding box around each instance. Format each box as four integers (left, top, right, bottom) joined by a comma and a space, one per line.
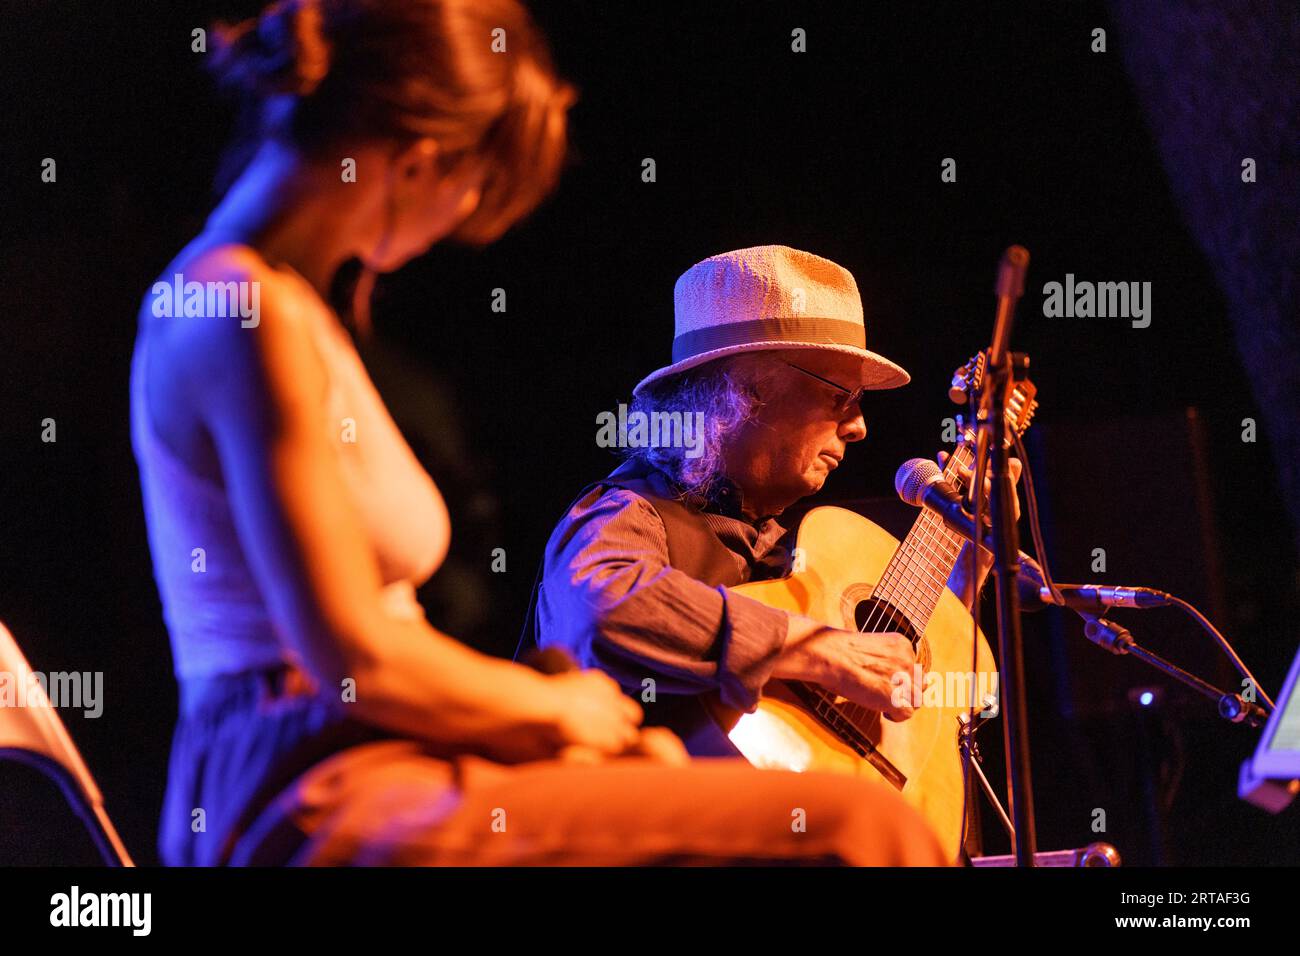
633, 245, 910, 395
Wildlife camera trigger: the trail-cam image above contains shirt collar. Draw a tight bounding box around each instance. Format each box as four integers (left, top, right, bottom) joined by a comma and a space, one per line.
689, 475, 782, 527
629, 461, 782, 528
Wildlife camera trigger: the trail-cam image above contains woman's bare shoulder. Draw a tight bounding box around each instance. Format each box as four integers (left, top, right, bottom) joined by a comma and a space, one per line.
151, 244, 311, 340
143, 243, 325, 416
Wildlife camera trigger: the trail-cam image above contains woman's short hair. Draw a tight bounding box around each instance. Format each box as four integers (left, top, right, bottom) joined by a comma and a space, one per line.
210, 0, 575, 244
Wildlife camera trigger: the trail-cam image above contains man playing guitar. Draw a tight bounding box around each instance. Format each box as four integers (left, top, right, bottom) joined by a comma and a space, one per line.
532, 245, 1021, 782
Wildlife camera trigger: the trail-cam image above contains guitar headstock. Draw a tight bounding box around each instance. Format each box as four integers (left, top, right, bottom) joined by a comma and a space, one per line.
949, 351, 1040, 440
948, 351, 988, 404
1006, 378, 1039, 438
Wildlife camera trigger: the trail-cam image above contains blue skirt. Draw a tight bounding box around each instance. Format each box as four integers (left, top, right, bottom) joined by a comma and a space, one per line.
159, 665, 387, 866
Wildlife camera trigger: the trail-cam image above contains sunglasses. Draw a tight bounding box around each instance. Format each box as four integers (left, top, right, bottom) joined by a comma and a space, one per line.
783, 361, 868, 417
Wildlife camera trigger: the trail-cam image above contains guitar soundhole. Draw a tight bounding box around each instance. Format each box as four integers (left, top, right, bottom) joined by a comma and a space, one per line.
853, 598, 929, 671
838, 598, 930, 744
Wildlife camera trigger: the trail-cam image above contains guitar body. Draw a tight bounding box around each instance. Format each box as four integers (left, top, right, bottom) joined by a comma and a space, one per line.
728, 505, 998, 860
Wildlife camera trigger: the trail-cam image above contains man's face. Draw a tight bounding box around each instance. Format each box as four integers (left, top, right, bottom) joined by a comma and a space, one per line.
723, 349, 870, 517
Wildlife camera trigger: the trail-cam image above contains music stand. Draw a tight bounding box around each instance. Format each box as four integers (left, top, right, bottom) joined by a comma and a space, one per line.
1239, 640, 1300, 813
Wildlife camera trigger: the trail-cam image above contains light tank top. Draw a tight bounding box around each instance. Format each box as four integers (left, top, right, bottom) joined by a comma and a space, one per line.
130, 265, 450, 679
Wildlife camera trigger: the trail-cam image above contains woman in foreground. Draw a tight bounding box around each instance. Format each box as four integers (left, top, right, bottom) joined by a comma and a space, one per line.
132, 0, 946, 866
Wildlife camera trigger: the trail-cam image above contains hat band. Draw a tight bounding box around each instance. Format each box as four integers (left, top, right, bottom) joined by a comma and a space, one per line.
671, 316, 867, 363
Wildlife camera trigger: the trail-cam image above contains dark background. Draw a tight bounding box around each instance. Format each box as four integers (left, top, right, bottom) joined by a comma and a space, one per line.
1, 1, 1296, 866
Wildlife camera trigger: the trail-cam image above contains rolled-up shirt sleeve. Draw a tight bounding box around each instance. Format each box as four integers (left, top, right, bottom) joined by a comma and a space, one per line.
537, 486, 788, 712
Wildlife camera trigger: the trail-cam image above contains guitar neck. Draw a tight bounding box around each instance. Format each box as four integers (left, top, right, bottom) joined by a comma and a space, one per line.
872, 439, 977, 634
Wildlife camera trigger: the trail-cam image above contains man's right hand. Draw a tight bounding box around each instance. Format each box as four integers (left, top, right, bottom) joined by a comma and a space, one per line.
773, 619, 919, 721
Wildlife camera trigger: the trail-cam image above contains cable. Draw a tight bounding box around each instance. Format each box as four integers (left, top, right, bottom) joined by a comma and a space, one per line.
1013, 430, 1063, 606
1165, 594, 1276, 712
1009, 432, 1275, 713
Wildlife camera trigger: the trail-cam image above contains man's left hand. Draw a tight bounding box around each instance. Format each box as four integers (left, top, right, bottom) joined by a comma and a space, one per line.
936, 450, 1023, 523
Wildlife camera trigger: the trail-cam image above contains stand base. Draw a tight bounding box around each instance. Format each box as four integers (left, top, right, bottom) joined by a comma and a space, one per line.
970, 843, 1121, 867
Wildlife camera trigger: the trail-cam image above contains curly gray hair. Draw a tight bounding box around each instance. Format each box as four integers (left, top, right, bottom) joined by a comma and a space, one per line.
620, 353, 779, 500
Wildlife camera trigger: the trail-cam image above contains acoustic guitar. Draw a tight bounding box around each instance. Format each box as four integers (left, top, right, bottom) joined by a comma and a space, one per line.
719, 360, 1039, 860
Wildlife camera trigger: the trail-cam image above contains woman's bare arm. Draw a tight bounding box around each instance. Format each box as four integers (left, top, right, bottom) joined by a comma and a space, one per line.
174, 252, 640, 761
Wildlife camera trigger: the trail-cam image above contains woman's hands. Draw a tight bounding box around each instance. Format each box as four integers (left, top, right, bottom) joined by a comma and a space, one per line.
548, 670, 691, 766
549, 669, 643, 754
487, 666, 691, 767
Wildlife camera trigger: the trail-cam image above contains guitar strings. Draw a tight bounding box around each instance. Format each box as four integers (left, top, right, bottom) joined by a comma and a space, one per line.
834, 457, 960, 725
831, 442, 973, 727
802, 438, 975, 730
865, 443, 969, 635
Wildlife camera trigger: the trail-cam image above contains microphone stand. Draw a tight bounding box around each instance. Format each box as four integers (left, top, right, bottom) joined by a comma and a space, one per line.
914, 481, 1274, 729
1073, 612, 1270, 727
973, 245, 1038, 865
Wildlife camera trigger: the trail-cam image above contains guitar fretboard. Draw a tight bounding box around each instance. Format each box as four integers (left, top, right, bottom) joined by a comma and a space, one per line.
869, 440, 977, 637
786, 377, 1034, 753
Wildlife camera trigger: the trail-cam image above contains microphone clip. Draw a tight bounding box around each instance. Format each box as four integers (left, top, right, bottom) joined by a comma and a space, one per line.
1078, 612, 1134, 656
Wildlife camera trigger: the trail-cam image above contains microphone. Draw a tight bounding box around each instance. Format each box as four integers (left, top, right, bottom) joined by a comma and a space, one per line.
894, 457, 977, 537
896, 458, 1171, 612
1015, 551, 1171, 611
995, 245, 1030, 300
1026, 583, 1172, 611
1052, 585, 1171, 610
